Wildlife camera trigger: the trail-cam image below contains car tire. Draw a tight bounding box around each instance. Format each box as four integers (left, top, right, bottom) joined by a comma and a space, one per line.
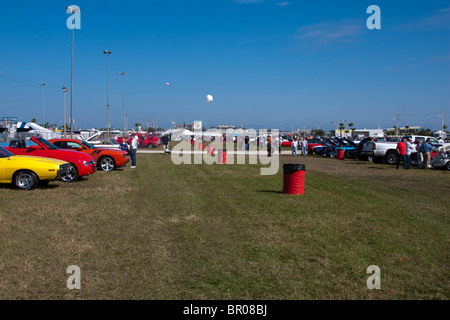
99, 156, 115, 171
446, 161, 450, 171
13, 170, 38, 190
60, 163, 79, 182
385, 152, 397, 165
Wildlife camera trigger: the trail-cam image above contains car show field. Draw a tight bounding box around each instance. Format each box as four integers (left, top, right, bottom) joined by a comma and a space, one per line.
0, 151, 448, 300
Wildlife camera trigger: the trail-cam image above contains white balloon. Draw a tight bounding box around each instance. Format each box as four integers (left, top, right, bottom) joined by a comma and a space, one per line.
206, 94, 213, 103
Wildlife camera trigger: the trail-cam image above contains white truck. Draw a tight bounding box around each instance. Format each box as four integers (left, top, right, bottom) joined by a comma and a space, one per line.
361, 135, 447, 165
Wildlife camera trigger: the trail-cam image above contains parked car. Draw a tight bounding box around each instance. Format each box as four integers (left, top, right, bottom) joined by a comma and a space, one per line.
49, 138, 129, 171
431, 144, 450, 170
361, 135, 447, 165
5, 136, 96, 182
0, 146, 70, 190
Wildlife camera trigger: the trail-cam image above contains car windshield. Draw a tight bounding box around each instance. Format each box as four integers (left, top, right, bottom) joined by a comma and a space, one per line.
35, 137, 58, 150
81, 140, 97, 149
0, 146, 15, 158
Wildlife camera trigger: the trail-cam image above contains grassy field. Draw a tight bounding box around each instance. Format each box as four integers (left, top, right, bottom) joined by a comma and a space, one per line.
0, 147, 449, 300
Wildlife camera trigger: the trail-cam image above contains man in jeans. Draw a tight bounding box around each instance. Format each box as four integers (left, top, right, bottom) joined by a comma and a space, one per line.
421, 139, 436, 169
130, 134, 138, 168
396, 137, 406, 170
404, 137, 415, 169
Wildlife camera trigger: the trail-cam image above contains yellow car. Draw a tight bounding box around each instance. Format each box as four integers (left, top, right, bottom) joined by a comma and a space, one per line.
0, 146, 70, 190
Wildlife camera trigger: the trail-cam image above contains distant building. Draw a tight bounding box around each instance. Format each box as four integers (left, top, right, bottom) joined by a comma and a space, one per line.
351, 128, 385, 138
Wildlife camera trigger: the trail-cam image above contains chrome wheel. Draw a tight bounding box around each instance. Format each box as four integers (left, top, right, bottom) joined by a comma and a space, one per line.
100, 157, 115, 171
14, 171, 38, 190
61, 164, 79, 182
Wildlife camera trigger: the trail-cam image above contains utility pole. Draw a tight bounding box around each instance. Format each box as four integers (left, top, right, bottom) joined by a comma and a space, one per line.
394, 114, 400, 137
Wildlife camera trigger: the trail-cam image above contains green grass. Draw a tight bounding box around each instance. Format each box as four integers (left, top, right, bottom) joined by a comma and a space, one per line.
0, 152, 449, 300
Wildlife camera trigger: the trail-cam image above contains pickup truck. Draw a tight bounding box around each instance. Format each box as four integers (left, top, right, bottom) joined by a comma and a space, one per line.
361, 135, 447, 165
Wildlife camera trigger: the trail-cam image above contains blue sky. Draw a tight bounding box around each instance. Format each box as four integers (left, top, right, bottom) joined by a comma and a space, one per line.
0, 0, 449, 131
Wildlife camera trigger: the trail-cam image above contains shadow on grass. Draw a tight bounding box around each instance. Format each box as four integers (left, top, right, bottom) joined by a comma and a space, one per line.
256, 189, 283, 194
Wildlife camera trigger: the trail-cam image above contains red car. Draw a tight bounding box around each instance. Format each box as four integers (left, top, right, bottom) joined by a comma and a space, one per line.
5, 136, 96, 182
118, 132, 162, 148
49, 138, 129, 171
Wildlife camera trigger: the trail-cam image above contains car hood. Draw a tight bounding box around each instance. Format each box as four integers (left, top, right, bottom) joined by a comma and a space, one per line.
51, 149, 95, 161
12, 155, 68, 165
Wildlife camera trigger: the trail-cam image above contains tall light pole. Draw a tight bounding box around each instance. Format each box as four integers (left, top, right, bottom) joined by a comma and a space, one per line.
104, 50, 112, 142
67, 5, 80, 137
40, 83, 45, 127
393, 114, 400, 137
117, 72, 127, 134
437, 109, 445, 138
62, 86, 68, 137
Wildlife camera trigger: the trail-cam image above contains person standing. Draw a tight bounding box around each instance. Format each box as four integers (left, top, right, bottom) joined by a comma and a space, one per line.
396, 137, 406, 170
267, 135, 273, 157
301, 137, 307, 157
130, 134, 138, 168
404, 137, 414, 169
421, 139, 436, 170
244, 136, 249, 151
291, 138, 298, 156
161, 134, 170, 154
416, 140, 424, 169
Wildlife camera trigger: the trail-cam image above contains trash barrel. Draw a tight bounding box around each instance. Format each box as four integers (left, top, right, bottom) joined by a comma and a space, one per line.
283, 163, 306, 195
199, 142, 204, 151
207, 145, 214, 155
336, 148, 345, 160
218, 149, 227, 164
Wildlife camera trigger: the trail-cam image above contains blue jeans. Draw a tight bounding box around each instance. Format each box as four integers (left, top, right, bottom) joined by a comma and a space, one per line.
292, 147, 297, 156
130, 149, 137, 166
405, 154, 411, 169
301, 146, 307, 156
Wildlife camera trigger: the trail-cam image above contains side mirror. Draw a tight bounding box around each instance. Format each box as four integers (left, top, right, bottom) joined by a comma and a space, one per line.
77, 147, 83, 151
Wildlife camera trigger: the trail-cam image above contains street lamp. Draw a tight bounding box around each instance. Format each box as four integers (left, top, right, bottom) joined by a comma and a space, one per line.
40, 83, 45, 127
62, 86, 68, 137
104, 50, 112, 142
117, 72, 127, 134
67, 5, 80, 137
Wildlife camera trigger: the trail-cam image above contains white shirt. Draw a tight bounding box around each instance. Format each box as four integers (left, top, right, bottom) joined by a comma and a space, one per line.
131, 137, 138, 149
405, 141, 414, 155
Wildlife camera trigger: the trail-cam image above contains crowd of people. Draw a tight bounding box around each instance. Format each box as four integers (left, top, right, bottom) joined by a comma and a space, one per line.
396, 137, 438, 170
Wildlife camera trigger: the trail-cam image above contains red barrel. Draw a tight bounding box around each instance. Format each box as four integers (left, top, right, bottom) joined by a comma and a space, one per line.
199, 143, 204, 151
207, 145, 214, 155
283, 164, 306, 195
336, 149, 344, 160
218, 149, 227, 164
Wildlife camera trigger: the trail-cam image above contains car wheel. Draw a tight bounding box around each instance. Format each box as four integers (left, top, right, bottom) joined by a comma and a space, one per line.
60, 163, 79, 182
148, 143, 155, 148
385, 152, 397, 165
13, 170, 38, 190
445, 161, 450, 171
99, 156, 115, 171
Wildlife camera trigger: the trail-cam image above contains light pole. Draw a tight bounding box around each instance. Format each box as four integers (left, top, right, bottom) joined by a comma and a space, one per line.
104, 50, 112, 142
117, 72, 127, 134
393, 114, 400, 137
62, 86, 68, 137
67, 5, 80, 137
40, 83, 45, 127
